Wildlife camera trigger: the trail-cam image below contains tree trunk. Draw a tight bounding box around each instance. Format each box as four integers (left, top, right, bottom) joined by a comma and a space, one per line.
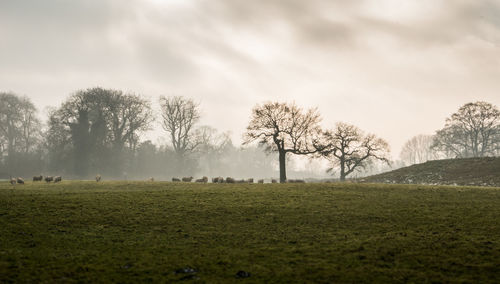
340, 158, 346, 182
279, 150, 286, 183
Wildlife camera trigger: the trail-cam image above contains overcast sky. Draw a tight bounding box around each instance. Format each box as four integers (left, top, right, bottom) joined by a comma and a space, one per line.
1, 0, 500, 159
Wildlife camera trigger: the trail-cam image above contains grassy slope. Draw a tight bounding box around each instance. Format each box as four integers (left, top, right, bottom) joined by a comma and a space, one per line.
1, 181, 500, 283
363, 157, 500, 186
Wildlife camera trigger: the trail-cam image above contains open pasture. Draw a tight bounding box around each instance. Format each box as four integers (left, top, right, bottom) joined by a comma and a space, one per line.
1, 181, 500, 282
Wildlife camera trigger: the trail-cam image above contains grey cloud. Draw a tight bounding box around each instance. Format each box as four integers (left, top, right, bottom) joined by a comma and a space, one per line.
196, 0, 362, 48
0, 0, 130, 28
196, 0, 500, 50
0, 0, 135, 74
133, 34, 199, 85
356, 1, 500, 48
1, 0, 500, 158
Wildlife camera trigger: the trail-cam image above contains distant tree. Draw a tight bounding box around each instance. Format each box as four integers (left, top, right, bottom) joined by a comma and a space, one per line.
400, 134, 439, 165
52, 89, 106, 176
432, 101, 500, 158
45, 107, 73, 174
244, 102, 322, 183
132, 140, 177, 179
104, 93, 153, 175
104, 93, 153, 152
319, 122, 390, 181
194, 126, 232, 176
47, 87, 153, 177
0, 92, 41, 173
229, 144, 278, 179
0, 135, 6, 158
159, 96, 200, 174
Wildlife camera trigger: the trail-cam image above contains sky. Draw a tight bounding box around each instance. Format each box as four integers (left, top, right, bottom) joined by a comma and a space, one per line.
1, 0, 500, 159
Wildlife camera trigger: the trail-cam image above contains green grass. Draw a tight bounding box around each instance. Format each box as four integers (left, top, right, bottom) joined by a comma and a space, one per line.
1, 181, 500, 283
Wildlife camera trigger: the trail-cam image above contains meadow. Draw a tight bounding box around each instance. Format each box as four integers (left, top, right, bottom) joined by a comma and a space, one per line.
1, 181, 499, 283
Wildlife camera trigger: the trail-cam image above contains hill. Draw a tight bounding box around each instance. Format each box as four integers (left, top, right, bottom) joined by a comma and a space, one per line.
362, 157, 500, 186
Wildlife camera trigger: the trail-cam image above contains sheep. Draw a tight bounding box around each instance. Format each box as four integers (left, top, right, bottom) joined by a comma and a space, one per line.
95, 174, 102, 182
271, 179, 277, 183
182, 177, 193, 182
196, 176, 208, 183
172, 177, 181, 182
287, 179, 305, 183
212, 177, 224, 183
10, 177, 16, 185
33, 175, 43, 182
258, 179, 264, 184
247, 178, 254, 184
45, 176, 54, 183
148, 177, 155, 182
54, 176, 62, 183
225, 177, 235, 183
16, 177, 25, 184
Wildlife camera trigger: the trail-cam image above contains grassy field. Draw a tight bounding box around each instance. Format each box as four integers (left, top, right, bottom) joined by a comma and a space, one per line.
1, 181, 500, 283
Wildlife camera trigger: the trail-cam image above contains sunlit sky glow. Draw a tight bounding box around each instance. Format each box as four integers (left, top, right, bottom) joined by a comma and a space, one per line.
1, 0, 500, 159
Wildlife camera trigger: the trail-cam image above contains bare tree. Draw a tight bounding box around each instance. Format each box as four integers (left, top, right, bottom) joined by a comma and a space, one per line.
105, 93, 153, 152
159, 96, 201, 157
100, 91, 153, 176
432, 101, 500, 158
194, 126, 232, 176
19, 101, 41, 154
0, 92, 41, 169
195, 126, 231, 154
320, 122, 390, 181
400, 134, 440, 165
244, 102, 322, 183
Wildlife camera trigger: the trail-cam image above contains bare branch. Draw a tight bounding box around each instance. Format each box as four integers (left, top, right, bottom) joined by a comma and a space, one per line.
244, 101, 322, 182
432, 101, 500, 158
319, 122, 390, 181
159, 96, 200, 157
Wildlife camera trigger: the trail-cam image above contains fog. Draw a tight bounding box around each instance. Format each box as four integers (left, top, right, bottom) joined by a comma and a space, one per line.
1, 0, 500, 180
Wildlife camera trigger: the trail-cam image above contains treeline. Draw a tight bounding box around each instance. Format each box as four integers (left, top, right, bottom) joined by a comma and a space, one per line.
232, 100, 500, 182
2, 88, 498, 181
399, 101, 500, 166
0, 88, 280, 180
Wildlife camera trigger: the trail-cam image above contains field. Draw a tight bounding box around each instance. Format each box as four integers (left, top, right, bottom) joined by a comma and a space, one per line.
1, 181, 500, 283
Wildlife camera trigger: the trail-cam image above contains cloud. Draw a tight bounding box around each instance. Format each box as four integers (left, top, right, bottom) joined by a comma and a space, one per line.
1, 0, 500, 158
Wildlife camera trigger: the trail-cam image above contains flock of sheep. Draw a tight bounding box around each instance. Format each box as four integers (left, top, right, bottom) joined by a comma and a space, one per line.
170, 176, 306, 184
10, 175, 62, 185
7, 174, 305, 184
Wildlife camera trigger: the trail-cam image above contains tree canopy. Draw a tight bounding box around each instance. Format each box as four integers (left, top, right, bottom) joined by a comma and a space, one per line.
47, 88, 153, 177
433, 101, 500, 158
244, 102, 323, 182
0, 92, 41, 175
319, 122, 390, 181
